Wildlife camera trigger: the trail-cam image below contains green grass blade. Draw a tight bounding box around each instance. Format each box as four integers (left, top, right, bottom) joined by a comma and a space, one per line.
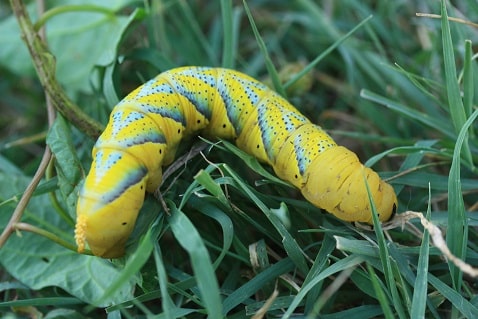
463, 40, 474, 139
392, 140, 438, 194
308, 305, 384, 319
242, 0, 285, 97
368, 179, 407, 319
366, 263, 394, 319
167, 201, 223, 318
410, 188, 432, 318
440, 0, 472, 166
284, 15, 373, 90
428, 273, 478, 318
388, 63, 443, 106
190, 198, 234, 268
177, 0, 217, 64
364, 144, 441, 168
440, 0, 466, 133
222, 258, 295, 315
219, 140, 291, 187
153, 243, 175, 319
220, 0, 234, 68
282, 254, 365, 318
303, 235, 336, 314
0, 297, 82, 307
360, 89, 454, 138
309, 265, 357, 315
194, 169, 231, 208
148, 0, 172, 58
446, 108, 478, 290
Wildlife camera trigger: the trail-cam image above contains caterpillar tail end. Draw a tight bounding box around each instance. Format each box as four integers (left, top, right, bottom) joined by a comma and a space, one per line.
301, 146, 398, 224
74, 214, 87, 254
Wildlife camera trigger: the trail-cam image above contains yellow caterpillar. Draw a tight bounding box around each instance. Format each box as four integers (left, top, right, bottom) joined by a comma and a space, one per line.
75, 66, 397, 258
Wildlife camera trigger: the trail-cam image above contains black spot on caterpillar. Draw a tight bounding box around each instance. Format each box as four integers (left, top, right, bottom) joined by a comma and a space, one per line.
75, 66, 397, 258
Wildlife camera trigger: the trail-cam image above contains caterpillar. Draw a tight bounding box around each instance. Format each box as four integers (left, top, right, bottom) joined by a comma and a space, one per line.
75, 66, 397, 258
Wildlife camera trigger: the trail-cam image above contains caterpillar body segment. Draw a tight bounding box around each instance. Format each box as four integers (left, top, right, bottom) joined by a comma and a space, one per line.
75, 66, 397, 258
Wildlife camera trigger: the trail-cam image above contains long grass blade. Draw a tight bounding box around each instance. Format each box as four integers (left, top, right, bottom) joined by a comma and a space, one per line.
220, 0, 234, 68
167, 201, 223, 317
446, 109, 478, 291
410, 187, 432, 318
242, 0, 285, 96
368, 183, 407, 319
284, 15, 373, 90
440, 0, 472, 166
366, 263, 394, 319
282, 254, 364, 318
428, 273, 478, 318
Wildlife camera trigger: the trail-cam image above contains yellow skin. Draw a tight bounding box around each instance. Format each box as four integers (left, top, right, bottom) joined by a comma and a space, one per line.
75, 67, 397, 258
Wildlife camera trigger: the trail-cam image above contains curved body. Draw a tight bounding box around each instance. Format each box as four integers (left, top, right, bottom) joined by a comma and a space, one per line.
75, 67, 397, 258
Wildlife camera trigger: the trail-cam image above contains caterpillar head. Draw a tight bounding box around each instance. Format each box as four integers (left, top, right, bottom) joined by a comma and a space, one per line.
75, 150, 148, 258
301, 146, 397, 224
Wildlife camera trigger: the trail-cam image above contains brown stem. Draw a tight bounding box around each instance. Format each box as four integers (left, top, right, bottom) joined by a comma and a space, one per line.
9, 0, 104, 139
0, 148, 52, 248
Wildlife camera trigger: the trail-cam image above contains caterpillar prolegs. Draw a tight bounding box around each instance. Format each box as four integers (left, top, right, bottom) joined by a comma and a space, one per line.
75, 66, 397, 258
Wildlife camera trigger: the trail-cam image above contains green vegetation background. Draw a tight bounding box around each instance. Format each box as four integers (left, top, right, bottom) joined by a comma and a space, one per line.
1, 0, 478, 318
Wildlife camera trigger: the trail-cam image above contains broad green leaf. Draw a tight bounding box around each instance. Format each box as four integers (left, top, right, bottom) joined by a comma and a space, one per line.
0, 173, 136, 307
0, 0, 143, 95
